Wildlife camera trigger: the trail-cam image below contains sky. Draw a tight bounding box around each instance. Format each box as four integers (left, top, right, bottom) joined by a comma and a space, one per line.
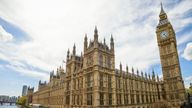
0, 0, 192, 97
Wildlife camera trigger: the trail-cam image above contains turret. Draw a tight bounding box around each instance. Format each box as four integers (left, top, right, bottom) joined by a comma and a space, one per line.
84, 34, 88, 52
67, 49, 70, 61
49, 70, 54, 81
148, 73, 151, 80
132, 67, 134, 75
56, 68, 60, 77
120, 62, 122, 76
110, 35, 114, 52
73, 44, 76, 56
39, 80, 41, 85
157, 74, 159, 82
152, 68, 156, 81
137, 69, 139, 76
145, 72, 147, 79
104, 38, 106, 45
141, 71, 143, 77
126, 65, 129, 74
94, 26, 98, 44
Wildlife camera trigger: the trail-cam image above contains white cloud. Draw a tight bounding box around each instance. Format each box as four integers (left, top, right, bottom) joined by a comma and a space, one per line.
0, 0, 191, 80
182, 42, 192, 61
184, 75, 192, 88
6, 64, 49, 81
0, 25, 13, 42
177, 31, 192, 46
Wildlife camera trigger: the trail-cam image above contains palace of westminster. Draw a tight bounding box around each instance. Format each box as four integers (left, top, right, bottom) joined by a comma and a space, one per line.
26, 4, 186, 108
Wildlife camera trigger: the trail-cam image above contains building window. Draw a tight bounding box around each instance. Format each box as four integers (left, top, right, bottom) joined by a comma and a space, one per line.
108, 76, 112, 89
170, 94, 174, 99
125, 80, 128, 90
131, 94, 134, 104
146, 95, 148, 103
107, 56, 111, 68
167, 71, 170, 78
73, 95, 75, 104
109, 93, 112, 105
136, 93, 140, 103
67, 82, 70, 90
77, 95, 79, 105
74, 80, 76, 90
87, 74, 92, 87
119, 94, 122, 105
136, 81, 138, 89
87, 56, 93, 66
100, 74, 103, 89
100, 93, 104, 105
87, 93, 92, 105
174, 83, 177, 89
124, 94, 128, 105
175, 94, 179, 99
118, 79, 121, 88
66, 95, 70, 105
142, 95, 144, 103
99, 53, 103, 66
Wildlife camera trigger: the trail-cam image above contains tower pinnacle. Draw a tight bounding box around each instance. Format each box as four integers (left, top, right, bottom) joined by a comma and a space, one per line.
84, 34, 88, 51
67, 49, 70, 60
73, 44, 76, 56
94, 26, 98, 42
110, 34, 114, 51
160, 2, 165, 15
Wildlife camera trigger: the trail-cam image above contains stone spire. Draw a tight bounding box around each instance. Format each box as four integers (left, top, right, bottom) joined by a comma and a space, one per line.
84, 34, 88, 51
110, 34, 114, 51
50, 70, 54, 77
94, 26, 98, 43
39, 80, 41, 85
132, 67, 134, 73
56, 68, 59, 76
137, 69, 139, 76
141, 71, 143, 77
120, 62, 122, 71
148, 73, 151, 80
126, 65, 128, 73
152, 68, 155, 81
73, 44, 76, 56
67, 48, 70, 60
157, 74, 159, 82
104, 38, 106, 45
145, 72, 147, 78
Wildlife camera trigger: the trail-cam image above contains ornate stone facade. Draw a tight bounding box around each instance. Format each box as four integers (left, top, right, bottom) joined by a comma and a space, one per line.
30, 4, 186, 108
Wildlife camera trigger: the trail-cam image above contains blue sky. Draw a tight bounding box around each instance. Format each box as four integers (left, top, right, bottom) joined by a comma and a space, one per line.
0, 0, 192, 96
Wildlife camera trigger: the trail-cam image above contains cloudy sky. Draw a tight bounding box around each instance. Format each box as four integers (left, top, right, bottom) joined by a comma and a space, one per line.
0, 0, 192, 96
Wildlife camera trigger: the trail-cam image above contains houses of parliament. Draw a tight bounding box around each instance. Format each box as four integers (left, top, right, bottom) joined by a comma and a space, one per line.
27, 4, 186, 108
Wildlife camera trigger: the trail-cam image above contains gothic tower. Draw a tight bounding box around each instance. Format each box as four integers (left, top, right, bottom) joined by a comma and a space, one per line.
82, 26, 116, 107
156, 3, 186, 107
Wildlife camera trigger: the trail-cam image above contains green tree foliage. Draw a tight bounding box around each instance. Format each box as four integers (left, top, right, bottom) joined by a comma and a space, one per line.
16, 96, 27, 106
186, 88, 192, 96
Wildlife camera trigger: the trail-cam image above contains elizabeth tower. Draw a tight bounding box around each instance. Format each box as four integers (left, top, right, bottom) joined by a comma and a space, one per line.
156, 4, 186, 107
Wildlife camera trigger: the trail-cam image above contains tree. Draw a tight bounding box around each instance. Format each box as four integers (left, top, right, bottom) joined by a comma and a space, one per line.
16, 96, 27, 106
186, 88, 192, 96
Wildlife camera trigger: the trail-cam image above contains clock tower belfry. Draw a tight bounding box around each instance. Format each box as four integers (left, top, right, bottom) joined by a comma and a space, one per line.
156, 3, 186, 107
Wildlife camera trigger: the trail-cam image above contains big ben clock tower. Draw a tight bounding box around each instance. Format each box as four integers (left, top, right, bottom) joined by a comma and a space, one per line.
156, 3, 186, 107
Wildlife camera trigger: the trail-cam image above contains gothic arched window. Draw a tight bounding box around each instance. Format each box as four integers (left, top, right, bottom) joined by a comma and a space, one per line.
107, 56, 111, 68
99, 53, 103, 66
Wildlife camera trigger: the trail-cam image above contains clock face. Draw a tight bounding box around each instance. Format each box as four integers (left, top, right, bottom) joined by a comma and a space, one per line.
160, 31, 168, 39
